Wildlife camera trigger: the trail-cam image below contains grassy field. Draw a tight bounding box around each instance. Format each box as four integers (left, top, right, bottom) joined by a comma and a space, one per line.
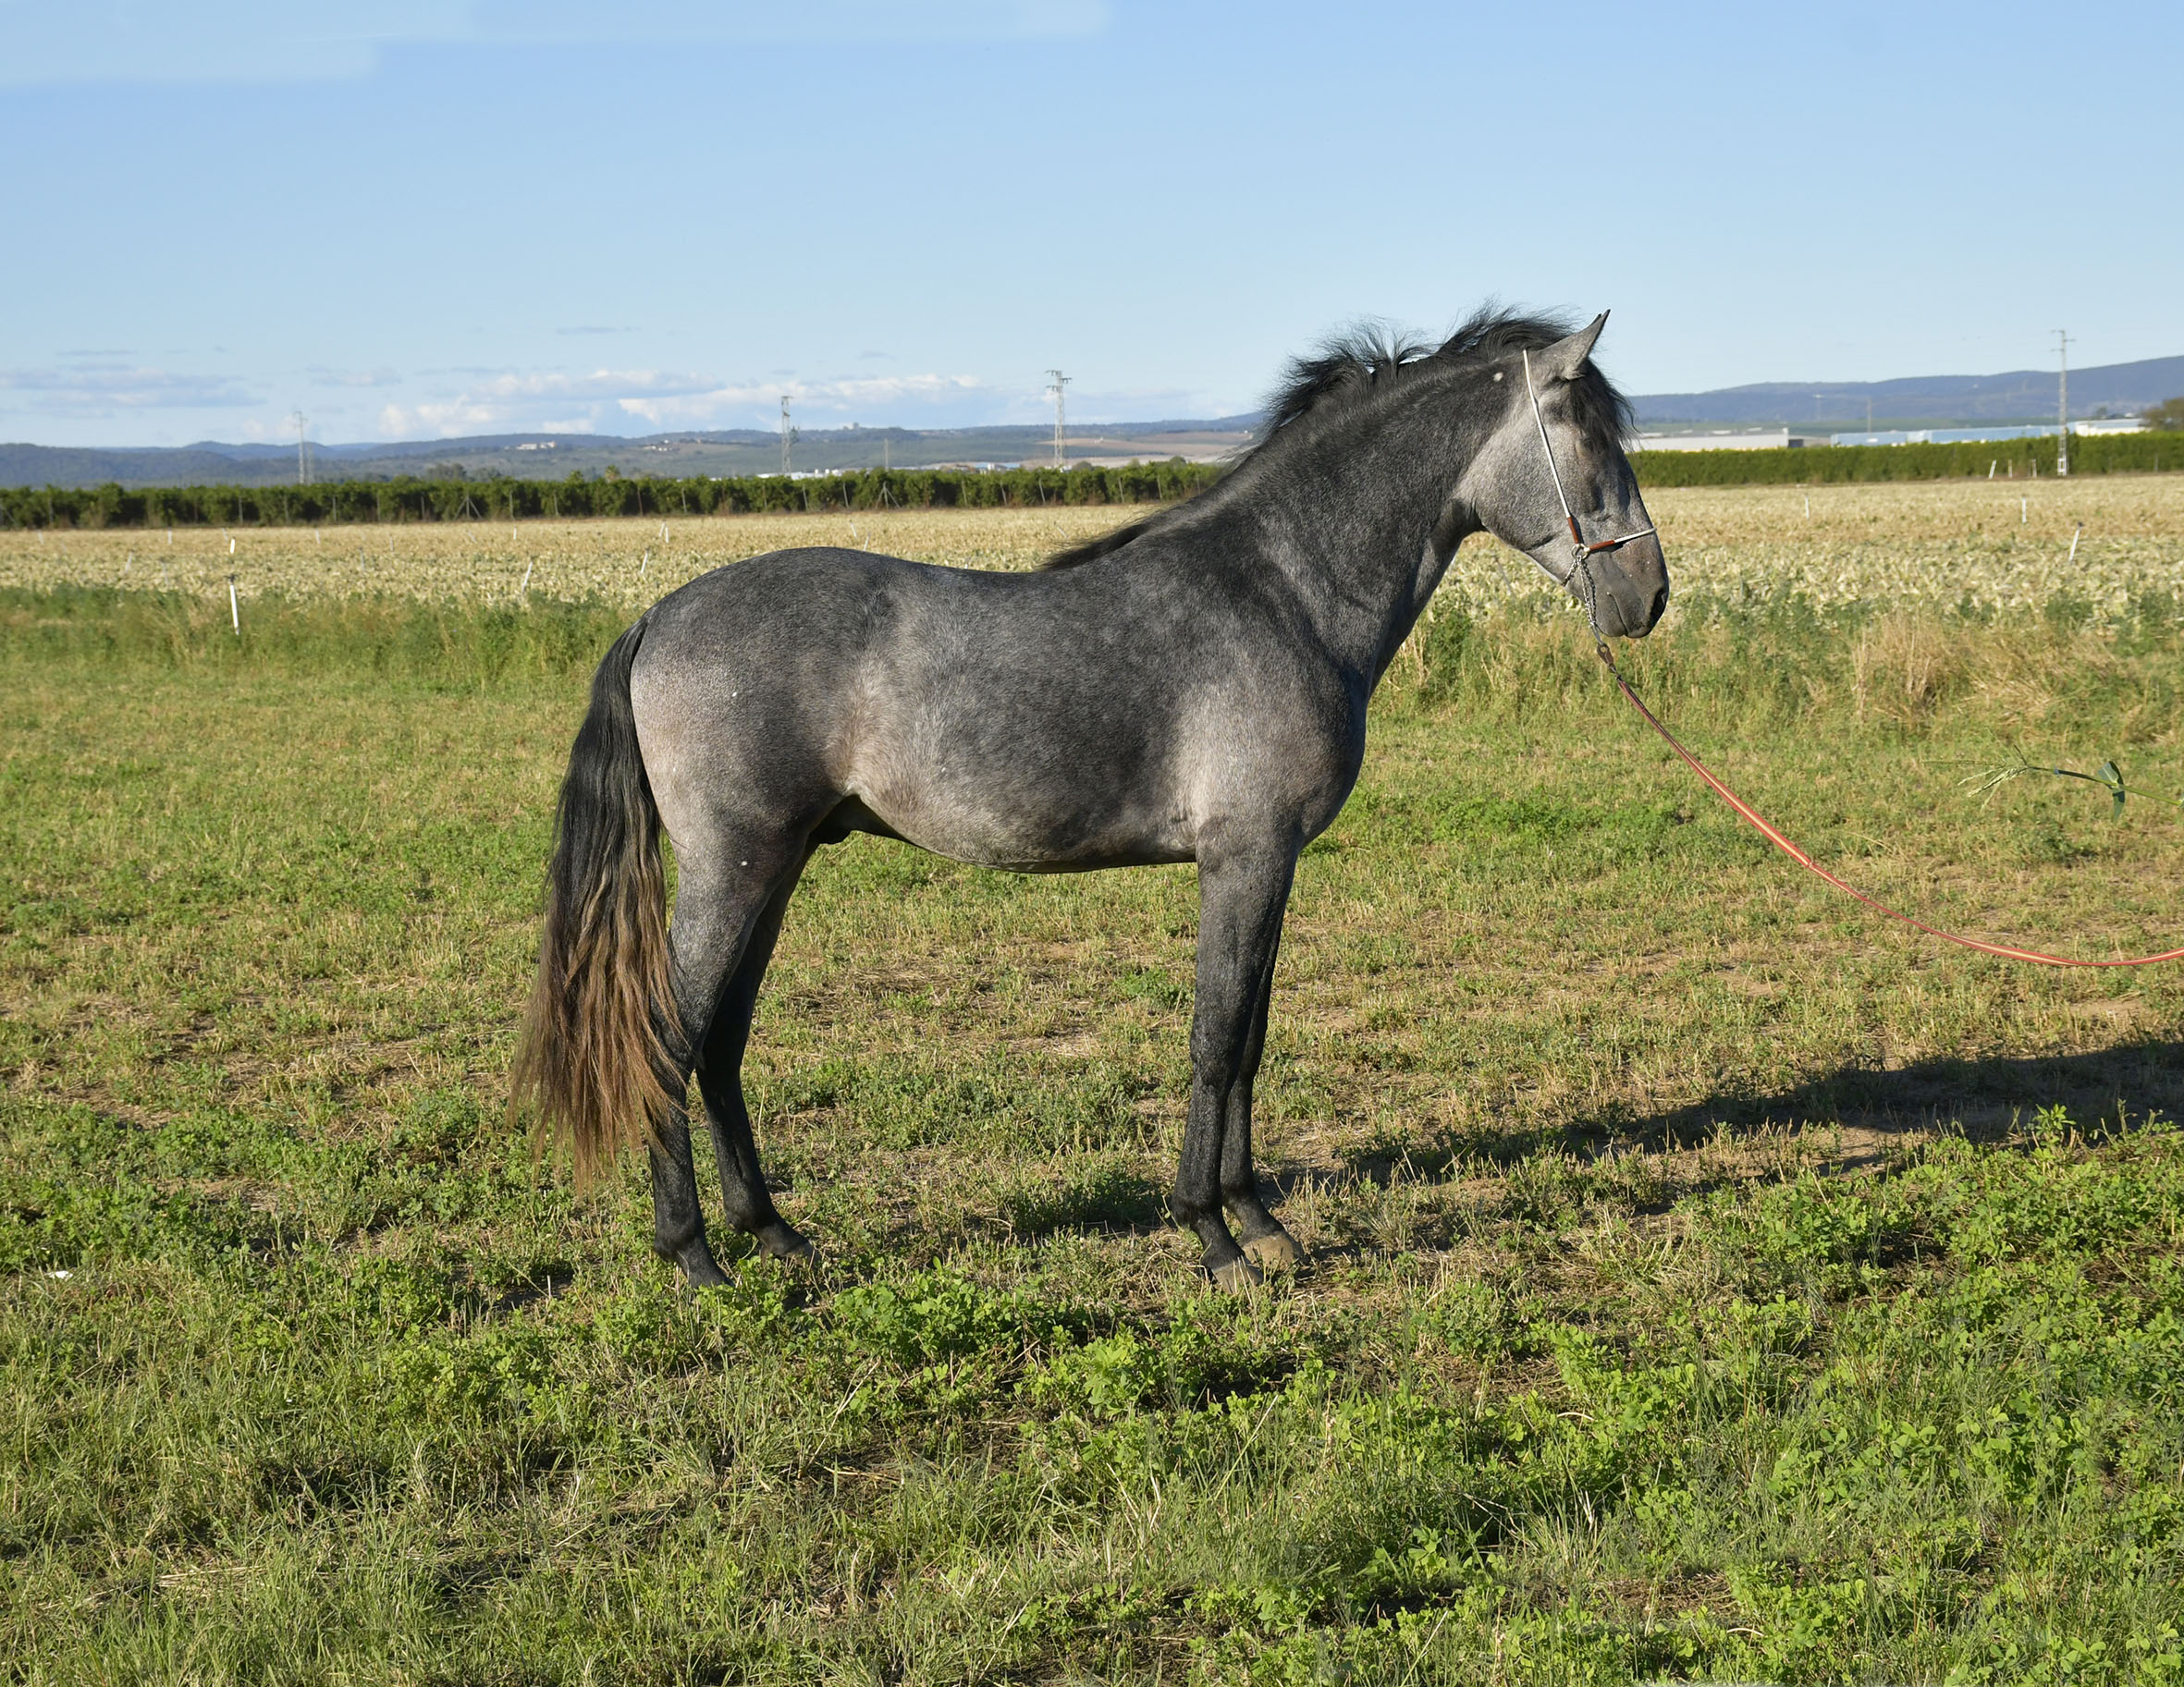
5, 483, 2184, 1681
6, 474, 2182, 621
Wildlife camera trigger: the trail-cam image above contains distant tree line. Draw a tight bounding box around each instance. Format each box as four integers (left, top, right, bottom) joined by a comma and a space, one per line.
1629, 428, 2180, 487
5, 430, 2179, 527
0, 459, 1225, 530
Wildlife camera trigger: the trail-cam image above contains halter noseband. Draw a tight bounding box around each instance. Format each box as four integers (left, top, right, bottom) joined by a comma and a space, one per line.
1520, 346, 1656, 641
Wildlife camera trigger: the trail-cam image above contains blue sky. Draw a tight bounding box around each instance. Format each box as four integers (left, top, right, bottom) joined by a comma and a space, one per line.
2, 0, 2177, 446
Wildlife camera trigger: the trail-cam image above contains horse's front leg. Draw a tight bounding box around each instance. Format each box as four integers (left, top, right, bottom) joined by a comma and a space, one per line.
1221, 943, 1303, 1272
1175, 840, 1297, 1290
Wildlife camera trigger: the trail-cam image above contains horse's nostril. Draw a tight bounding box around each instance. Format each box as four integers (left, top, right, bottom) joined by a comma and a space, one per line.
1648, 582, 1668, 629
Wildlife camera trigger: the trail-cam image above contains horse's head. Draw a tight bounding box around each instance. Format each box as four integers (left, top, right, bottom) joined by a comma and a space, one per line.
1470, 313, 1667, 639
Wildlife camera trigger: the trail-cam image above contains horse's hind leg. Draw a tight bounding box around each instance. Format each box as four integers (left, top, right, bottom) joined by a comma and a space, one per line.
1221, 941, 1303, 1272
646, 1113, 724, 1288
649, 844, 803, 1285
693, 852, 814, 1263
1174, 842, 1296, 1290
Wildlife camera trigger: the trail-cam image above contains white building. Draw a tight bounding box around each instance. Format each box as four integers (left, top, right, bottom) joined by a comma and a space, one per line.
1832, 420, 2147, 446
1631, 430, 1792, 452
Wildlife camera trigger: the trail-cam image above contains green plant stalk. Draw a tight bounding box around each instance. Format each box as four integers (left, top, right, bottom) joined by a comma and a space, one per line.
1962, 752, 2183, 818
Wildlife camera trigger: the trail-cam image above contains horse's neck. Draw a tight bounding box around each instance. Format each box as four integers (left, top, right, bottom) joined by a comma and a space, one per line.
1254, 415, 1480, 685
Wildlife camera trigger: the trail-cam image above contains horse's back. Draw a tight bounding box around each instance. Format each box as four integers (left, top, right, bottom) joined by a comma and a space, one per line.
629, 545, 1356, 870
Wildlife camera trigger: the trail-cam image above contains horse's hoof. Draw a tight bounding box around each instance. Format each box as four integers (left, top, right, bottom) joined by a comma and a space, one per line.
678, 1252, 730, 1290
1242, 1229, 1304, 1271
1209, 1255, 1264, 1293
756, 1224, 817, 1265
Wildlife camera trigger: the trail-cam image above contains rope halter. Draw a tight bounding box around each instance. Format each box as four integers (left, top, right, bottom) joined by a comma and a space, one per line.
1520, 346, 1657, 643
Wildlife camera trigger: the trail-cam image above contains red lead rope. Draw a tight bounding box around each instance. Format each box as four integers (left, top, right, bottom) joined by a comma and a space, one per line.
1596, 646, 2184, 968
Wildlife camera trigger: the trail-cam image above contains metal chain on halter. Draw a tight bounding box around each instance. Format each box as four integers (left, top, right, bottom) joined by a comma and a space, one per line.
1520, 347, 1656, 652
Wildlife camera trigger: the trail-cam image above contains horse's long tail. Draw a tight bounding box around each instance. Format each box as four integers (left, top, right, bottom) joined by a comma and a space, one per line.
511, 617, 680, 1186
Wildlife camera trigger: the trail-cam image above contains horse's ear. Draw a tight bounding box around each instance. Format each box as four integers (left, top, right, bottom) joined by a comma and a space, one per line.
1540, 312, 1608, 381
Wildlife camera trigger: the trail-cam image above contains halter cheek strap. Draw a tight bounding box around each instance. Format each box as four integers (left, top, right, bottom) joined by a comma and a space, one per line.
1519, 347, 1657, 637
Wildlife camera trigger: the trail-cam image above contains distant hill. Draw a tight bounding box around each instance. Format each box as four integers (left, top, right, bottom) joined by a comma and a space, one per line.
1632, 353, 2184, 431
0, 420, 1259, 491
6, 349, 2183, 487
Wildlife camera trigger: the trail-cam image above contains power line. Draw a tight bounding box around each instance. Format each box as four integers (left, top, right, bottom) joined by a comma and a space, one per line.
780, 395, 798, 476
290, 410, 312, 486
1045, 369, 1070, 469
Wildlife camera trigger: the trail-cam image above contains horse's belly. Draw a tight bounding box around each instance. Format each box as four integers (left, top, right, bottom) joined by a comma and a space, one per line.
851, 767, 1192, 873
838, 630, 1202, 869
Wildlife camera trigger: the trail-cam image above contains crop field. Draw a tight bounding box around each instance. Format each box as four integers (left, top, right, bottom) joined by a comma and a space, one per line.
6, 474, 2184, 623
5, 478, 2184, 1681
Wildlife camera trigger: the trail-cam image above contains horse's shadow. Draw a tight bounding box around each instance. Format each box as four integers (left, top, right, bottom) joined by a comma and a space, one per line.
995, 1038, 2184, 1244
1620, 1035, 2184, 1151
1328, 1037, 2184, 1204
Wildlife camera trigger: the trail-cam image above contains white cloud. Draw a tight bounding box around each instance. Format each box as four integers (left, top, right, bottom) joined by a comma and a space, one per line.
615, 373, 993, 427
308, 365, 403, 388
0, 363, 257, 411
363, 365, 1004, 436
0, 0, 1106, 86
471, 0, 1108, 45
1058, 385, 1236, 423
374, 397, 511, 436
0, 0, 469, 87
0, 353, 1237, 445
475, 368, 722, 401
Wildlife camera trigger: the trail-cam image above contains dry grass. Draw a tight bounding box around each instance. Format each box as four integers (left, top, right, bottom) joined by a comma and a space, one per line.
5, 475, 2181, 626
0, 506, 1127, 606
1635, 473, 2184, 622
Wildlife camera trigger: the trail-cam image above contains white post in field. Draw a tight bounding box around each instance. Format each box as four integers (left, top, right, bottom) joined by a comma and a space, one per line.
2055, 330, 2070, 478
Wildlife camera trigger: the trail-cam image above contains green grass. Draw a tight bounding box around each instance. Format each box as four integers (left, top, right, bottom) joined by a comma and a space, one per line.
4, 589, 2183, 1683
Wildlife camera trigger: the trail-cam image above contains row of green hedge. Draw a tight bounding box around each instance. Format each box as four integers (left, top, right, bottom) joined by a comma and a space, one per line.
0, 459, 1225, 531
5, 430, 2176, 529
1629, 428, 2178, 486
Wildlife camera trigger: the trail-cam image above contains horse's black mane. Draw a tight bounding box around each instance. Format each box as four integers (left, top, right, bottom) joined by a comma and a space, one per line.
1258, 306, 1635, 451
1042, 305, 1634, 570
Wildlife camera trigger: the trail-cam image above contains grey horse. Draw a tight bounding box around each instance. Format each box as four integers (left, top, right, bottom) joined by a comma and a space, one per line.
513, 307, 1668, 1290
